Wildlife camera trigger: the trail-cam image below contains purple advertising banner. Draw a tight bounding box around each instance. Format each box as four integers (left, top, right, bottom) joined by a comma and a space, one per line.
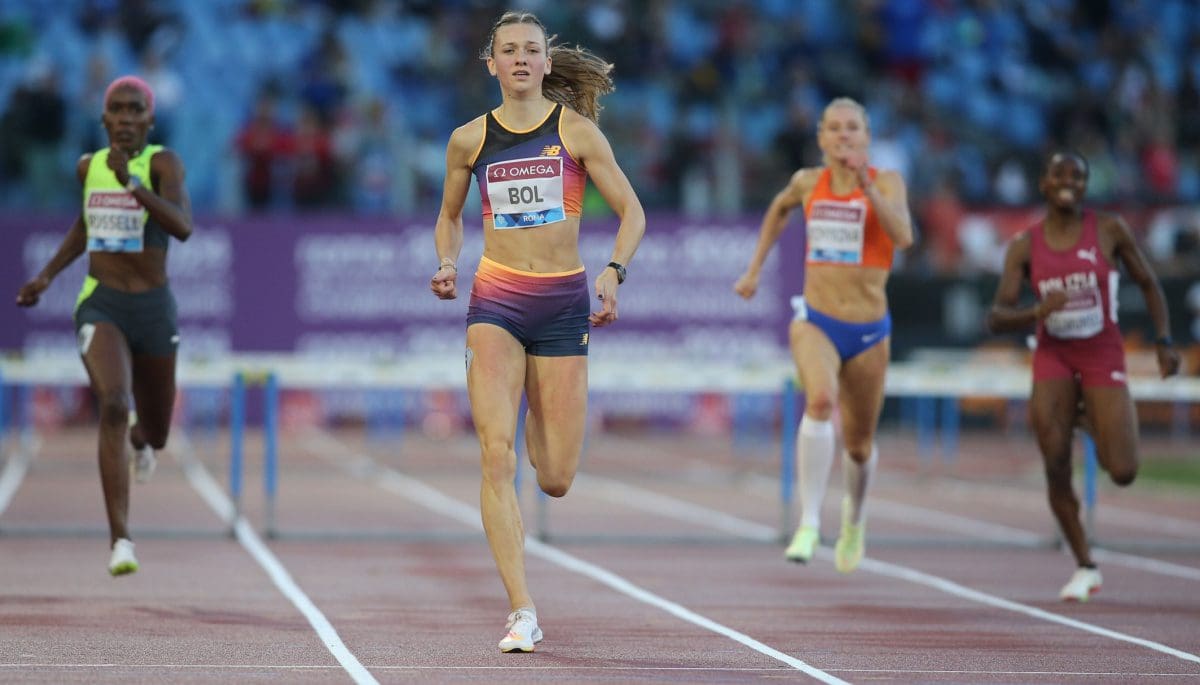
2, 214, 803, 364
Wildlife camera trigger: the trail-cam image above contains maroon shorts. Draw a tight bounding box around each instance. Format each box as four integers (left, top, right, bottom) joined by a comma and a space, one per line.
1032, 335, 1127, 387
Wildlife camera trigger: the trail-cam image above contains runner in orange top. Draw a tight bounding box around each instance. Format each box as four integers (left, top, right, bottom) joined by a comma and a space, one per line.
735, 97, 913, 572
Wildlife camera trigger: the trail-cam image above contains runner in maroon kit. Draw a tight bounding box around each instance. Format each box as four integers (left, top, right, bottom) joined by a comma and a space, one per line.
987, 151, 1180, 601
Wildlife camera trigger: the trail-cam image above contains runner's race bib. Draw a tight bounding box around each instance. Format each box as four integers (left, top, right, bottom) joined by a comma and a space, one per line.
1044, 288, 1105, 339
486, 157, 565, 229
85, 190, 145, 252
806, 200, 866, 264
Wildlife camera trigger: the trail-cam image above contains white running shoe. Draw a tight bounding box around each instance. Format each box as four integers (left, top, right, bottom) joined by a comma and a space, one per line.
1059, 567, 1102, 602
108, 538, 139, 576
498, 608, 542, 653
133, 445, 157, 484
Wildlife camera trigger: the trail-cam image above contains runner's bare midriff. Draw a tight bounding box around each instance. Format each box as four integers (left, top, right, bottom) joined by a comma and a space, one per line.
803, 264, 889, 322
88, 249, 168, 292
482, 216, 583, 272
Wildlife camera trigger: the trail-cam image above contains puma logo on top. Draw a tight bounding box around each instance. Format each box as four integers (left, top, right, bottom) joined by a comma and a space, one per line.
1076, 247, 1097, 264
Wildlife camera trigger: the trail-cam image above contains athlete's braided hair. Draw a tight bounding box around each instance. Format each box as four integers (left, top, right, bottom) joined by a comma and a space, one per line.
480, 11, 614, 123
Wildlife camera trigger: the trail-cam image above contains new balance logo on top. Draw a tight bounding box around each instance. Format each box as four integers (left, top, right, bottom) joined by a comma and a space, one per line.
1076, 247, 1098, 264
541, 145, 561, 157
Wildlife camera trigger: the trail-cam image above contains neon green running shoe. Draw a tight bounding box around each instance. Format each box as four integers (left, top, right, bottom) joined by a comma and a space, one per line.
834, 497, 865, 574
785, 526, 819, 564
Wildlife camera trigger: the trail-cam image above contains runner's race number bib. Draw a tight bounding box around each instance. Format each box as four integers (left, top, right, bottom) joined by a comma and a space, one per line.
487, 157, 565, 229
806, 200, 866, 264
1044, 288, 1105, 339
86, 190, 145, 252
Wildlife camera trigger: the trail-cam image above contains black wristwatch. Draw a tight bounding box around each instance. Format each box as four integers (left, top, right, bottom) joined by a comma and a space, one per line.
1155, 335, 1173, 347
606, 261, 626, 284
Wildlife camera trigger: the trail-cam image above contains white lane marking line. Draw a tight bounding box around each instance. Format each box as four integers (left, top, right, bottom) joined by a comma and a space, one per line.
305, 433, 846, 684
531, 539, 850, 683
931, 477, 1200, 537
172, 435, 379, 685
0, 664, 348, 670
579, 474, 778, 541
837, 669, 1200, 677
586, 474, 1200, 665
746, 473, 1200, 580
1, 663, 1197, 677
1094, 506, 1200, 538
373, 468, 847, 684
1091, 548, 1200, 581
0, 433, 38, 515
858, 556, 1200, 664
863, 499, 1200, 580
868, 499, 1045, 545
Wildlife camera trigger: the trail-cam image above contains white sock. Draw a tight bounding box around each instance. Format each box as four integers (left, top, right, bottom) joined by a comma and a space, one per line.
842, 444, 878, 524
797, 415, 835, 529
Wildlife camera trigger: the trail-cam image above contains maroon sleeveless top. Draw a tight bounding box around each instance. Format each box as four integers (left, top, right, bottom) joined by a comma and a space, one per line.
1028, 210, 1121, 345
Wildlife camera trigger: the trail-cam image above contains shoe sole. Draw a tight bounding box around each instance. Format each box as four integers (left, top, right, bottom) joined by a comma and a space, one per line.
1061, 586, 1101, 602
109, 562, 138, 576
499, 628, 542, 653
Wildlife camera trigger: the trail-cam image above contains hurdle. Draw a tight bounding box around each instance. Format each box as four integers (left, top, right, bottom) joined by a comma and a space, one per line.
227, 369, 280, 537
4, 353, 1194, 548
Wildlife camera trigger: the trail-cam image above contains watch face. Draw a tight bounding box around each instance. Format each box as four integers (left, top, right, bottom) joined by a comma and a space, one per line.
608, 262, 625, 283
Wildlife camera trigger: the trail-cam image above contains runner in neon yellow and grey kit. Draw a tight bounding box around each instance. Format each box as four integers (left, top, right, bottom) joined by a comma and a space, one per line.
16, 76, 193, 576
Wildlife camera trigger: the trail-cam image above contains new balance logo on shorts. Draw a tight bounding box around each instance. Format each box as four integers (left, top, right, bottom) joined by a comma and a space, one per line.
580, 333, 589, 346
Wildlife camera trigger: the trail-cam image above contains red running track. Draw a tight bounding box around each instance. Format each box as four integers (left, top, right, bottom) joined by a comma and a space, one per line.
0, 425, 1197, 684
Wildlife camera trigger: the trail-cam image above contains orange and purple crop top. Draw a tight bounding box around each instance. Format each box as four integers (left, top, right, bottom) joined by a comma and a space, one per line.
471, 104, 586, 229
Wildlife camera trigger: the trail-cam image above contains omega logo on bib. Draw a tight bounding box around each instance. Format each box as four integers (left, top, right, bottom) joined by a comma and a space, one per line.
487, 156, 565, 229
85, 189, 146, 252
807, 200, 866, 264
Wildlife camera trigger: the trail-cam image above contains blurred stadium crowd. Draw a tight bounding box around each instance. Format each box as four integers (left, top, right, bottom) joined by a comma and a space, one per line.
1, 0, 1198, 276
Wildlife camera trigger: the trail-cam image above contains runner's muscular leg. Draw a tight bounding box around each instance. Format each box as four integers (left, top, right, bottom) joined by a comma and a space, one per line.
1031, 378, 1091, 566
1081, 384, 1138, 486
80, 322, 134, 544
838, 339, 889, 461
130, 353, 177, 450
790, 320, 840, 420
467, 323, 533, 611
789, 320, 842, 532
524, 354, 587, 497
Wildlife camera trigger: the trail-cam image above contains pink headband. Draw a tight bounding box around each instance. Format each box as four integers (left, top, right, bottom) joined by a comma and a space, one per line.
104, 76, 155, 114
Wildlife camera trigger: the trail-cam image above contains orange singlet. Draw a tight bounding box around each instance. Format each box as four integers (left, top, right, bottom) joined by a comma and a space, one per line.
803, 167, 893, 270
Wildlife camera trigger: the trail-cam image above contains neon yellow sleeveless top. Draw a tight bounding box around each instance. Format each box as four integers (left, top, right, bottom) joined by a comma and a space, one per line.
83, 145, 164, 252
